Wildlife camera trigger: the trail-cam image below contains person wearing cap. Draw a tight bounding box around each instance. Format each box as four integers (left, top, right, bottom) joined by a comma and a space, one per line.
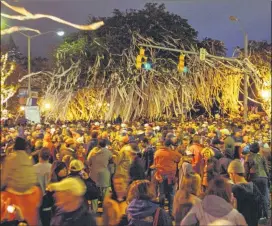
48, 177, 97, 226
220, 129, 235, 159
68, 160, 100, 210
128, 142, 145, 184
59, 138, 76, 160
244, 142, 270, 220
228, 159, 266, 226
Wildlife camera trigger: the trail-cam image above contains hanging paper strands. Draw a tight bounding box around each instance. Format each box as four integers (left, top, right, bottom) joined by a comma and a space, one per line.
0, 1, 104, 36
18, 33, 270, 122
1, 26, 40, 35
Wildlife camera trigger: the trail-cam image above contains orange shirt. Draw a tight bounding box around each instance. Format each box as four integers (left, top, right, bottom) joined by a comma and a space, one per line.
1, 186, 42, 226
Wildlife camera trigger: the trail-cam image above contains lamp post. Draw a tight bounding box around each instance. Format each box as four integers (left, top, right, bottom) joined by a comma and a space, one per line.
19, 30, 65, 99
229, 16, 249, 122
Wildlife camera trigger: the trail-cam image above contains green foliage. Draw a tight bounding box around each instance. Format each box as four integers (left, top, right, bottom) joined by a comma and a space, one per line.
199, 37, 227, 56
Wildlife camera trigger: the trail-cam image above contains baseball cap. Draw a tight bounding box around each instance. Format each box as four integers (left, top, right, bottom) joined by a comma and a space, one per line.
228, 159, 245, 174
220, 129, 230, 136
69, 159, 84, 172
49, 177, 86, 196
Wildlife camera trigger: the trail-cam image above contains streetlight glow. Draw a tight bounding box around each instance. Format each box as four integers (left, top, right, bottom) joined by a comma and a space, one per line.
261, 90, 271, 100
45, 103, 51, 109
57, 31, 65, 36
20, 106, 25, 111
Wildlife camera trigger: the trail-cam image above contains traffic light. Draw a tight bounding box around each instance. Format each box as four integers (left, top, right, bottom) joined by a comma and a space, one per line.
177, 54, 188, 73
136, 48, 152, 70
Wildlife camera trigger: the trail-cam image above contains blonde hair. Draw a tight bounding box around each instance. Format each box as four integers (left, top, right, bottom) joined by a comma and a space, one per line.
127, 180, 155, 203
201, 147, 214, 159
179, 173, 201, 199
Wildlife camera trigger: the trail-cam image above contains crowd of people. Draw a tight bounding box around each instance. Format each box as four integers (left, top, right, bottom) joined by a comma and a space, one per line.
0, 115, 271, 226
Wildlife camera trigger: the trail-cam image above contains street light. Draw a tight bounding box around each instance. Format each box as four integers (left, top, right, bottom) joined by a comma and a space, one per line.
261, 90, 271, 101
229, 16, 248, 122
44, 103, 51, 110
18, 30, 65, 100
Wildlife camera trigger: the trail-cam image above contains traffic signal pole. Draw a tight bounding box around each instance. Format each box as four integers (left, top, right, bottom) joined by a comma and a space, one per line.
138, 43, 239, 62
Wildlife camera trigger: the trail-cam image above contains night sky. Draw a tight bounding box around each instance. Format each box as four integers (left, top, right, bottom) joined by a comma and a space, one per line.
1, 0, 271, 58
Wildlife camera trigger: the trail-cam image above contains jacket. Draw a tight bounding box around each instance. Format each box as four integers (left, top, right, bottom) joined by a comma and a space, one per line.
180, 195, 247, 226
218, 148, 233, 178
244, 152, 269, 180
129, 157, 146, 183
103, 192, 128, 226
173, 192, 201, 225
114, 145, 132, 182
87, 147, 113, 187
224, 135, 235, 156
232, 182, 264, 226
50, 202, 97, 226
126, 199, 172, 226
154, 147, 181, 174
1, 151, 37, 193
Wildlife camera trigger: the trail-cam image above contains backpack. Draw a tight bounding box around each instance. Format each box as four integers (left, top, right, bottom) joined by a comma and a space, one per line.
128, 207, 160, 226
84, 177, 100, 200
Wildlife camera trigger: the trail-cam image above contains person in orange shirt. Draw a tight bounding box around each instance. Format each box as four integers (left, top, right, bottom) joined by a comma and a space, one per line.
153, 138, 182, 216
188, 135, 204, 175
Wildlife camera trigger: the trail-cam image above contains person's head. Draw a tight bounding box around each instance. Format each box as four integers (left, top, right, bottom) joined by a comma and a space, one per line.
127, 180, 155, 203
65, 138, 76, 149
180, 173, 201, 198
13, 137, 27, 151
39, 147, 51, 162
128, 142, 141, 158
201, 147, 214, 160
98, 139, 107, 148
250, 142, 260, 153
164, 138, 173, 148
91, 131, 99, 139
227, 159, 245, 184
69, 159, 84, 173
206, 176, 232, 203
50, 161, 68, 182
62, 155, 74, 168
112, 174, 127, 194
192, 135, 201, 144
50, 177, 86, 212
182, 136, 190, 146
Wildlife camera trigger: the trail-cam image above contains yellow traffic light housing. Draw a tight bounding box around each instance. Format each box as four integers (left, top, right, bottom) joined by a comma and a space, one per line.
136, 48, 150, 70
177, 54, 185, 73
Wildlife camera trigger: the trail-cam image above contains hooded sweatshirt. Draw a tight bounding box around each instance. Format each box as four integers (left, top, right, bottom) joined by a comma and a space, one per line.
232, 182, 262, 226
218, 148, 234, 178
180, 195, 247, 226
127, 199, 172, 226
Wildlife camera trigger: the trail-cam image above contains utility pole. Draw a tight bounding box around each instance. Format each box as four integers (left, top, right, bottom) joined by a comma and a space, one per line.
229, 15, 249, 122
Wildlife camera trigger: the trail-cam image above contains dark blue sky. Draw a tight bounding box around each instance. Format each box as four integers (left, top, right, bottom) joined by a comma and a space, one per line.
1, 0, 271, 57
